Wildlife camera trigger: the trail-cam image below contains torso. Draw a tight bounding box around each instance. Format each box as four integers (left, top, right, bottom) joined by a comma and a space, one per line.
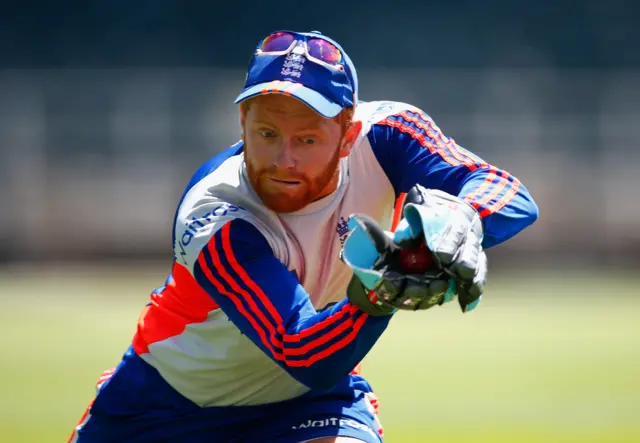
134, 101, 411, 407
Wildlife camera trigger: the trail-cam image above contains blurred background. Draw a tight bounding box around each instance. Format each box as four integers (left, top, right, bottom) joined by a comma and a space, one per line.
1, 1, 639, 442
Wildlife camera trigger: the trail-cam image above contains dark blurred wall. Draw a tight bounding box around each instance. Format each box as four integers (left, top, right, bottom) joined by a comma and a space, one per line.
2, 0, 638, 69
1, 1, 638, 266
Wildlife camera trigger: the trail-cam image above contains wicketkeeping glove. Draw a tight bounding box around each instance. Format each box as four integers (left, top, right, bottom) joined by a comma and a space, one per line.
394, 185, 488, 312
341, 213, 454, 316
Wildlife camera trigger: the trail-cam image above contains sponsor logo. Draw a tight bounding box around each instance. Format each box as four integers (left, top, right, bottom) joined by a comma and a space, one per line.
368, 100, 412, 124
175, 203, 244, 263
291, 417, 377, 438
374, 101, 396, 113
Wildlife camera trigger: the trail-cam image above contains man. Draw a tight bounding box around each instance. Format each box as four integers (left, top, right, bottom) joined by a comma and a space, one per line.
69, 30, 538, 442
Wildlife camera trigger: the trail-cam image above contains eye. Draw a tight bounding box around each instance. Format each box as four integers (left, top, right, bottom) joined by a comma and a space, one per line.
300, 137, 316, 145
260, 130, 277, 139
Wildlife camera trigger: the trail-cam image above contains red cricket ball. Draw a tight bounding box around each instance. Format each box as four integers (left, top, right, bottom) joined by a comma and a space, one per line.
398, 241, 435, 273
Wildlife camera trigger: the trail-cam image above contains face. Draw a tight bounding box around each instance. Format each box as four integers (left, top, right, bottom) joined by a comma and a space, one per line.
241, 95, 360, 213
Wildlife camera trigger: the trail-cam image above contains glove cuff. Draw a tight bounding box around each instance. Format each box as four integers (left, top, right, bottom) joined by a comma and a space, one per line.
401, 187, 484, 246
346, 276, 396, 316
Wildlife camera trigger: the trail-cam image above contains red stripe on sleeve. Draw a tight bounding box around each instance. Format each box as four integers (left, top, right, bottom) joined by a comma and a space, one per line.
198, 241, 285, 361
221, 222, 360, 342
418, 112, 486, 169
379, 118, 460, 165
219, 221, 370, 363
463, 167, 499, 205
283, 302, 353, 343
478, 176, 521, 218
283, 305, 361, 356
399, 111, 483, 171
392, 192, 407, 231
212, 227, 283, 349
287, 314, 369, 367
220, 223, 284, 326
467, 170, 512, 213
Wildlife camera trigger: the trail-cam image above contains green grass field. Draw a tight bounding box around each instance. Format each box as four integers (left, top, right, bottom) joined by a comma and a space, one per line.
1, 266, 639, 442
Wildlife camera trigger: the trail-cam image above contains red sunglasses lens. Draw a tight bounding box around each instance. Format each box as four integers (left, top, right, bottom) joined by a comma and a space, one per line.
307, 38, 342, 64
261, 32, 295, 52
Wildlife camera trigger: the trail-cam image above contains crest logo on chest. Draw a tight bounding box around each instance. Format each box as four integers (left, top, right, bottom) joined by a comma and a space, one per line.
336, 216, 350, 246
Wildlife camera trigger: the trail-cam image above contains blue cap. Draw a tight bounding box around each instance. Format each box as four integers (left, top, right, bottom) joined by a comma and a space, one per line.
234, 30, 358, 118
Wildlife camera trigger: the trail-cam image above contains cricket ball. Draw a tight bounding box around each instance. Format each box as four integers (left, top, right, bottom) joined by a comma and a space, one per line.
398, 241, 436, 273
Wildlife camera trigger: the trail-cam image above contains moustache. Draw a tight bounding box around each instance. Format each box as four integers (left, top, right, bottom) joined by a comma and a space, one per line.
260, 166, 307, 182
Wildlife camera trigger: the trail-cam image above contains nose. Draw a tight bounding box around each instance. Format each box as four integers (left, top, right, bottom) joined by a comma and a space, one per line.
272, 138, 296, 170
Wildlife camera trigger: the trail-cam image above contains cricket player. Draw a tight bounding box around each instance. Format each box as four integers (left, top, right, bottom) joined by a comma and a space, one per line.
69, 30, 538, 442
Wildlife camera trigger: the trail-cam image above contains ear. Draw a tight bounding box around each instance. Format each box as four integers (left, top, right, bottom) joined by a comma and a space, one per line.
239, 104, 247, 139
339, 120, 362, 158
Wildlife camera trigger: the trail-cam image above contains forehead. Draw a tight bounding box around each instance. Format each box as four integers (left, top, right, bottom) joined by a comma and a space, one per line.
246, 95, 328, 124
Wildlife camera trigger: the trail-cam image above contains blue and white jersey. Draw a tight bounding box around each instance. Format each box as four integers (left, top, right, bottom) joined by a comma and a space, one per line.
126, 100, 538, 407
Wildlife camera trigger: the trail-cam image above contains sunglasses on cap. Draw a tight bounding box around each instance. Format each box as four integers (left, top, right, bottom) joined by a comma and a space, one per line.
255, 31, 344, 72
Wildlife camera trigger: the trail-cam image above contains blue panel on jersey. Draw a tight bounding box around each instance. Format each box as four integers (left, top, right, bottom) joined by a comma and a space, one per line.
366, 113, 538, 248
192, 218, 393, 391
367, 118, 471, 197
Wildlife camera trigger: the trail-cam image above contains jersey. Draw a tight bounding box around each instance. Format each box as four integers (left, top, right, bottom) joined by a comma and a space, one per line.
111, 101, 538, 409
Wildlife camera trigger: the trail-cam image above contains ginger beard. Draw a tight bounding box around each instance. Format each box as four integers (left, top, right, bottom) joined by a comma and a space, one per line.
244, 141, 342, 213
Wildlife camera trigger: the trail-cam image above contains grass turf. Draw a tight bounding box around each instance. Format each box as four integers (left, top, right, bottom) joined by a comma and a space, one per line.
1, 266, 638, 442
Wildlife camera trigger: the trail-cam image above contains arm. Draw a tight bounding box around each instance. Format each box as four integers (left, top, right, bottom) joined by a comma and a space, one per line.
368, 108, 538, 248
192, 218, 393, 391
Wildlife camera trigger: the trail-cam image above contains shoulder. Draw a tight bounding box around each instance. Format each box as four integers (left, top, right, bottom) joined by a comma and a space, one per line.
174, 195, 284, 274
173, 141, 285, 271
351, 100, 451, 157
354, 100, 423, 133
180, 140, 245, 200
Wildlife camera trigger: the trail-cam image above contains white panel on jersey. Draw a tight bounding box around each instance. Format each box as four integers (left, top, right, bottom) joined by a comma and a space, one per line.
354, 100, 418, 133
174, 155, 290, 273
141, 309, 309, 406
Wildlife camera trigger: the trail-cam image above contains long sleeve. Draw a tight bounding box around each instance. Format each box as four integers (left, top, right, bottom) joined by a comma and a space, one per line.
367, 108, 538, 248
192, 218, 393, 391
